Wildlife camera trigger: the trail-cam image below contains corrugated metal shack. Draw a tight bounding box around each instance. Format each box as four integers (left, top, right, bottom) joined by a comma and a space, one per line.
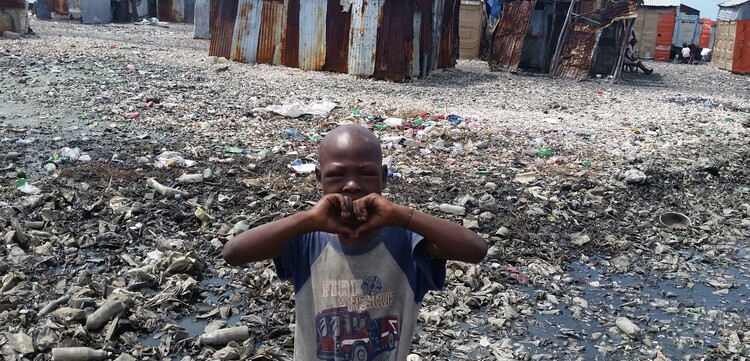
488, 0, 638, 80
714, 0, 750, 74
36, 0, 195, 24
718, 0, 750, 20
208, 0, 460, 81
0, 0, 28, 34
158, 0, 196, 23
673, 4, 701, 48
632, 0, 678, 61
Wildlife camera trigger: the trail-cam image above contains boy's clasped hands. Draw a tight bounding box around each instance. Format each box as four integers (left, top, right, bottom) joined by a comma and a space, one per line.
307, 193, 408, 239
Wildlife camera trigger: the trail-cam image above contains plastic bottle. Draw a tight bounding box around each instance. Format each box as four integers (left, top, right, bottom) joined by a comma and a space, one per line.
85, 297, 130, 331
51, 347, 107, 361
5, 151, 23, 160
438, 204, 466, 215
199, 326, 251, 346
176, 174, 204, 184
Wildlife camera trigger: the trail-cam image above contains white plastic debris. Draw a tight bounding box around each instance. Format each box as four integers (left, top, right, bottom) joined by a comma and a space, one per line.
253, 99, 337, 118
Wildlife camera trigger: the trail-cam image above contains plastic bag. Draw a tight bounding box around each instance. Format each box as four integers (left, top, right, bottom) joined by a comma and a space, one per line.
254, 99, 337, 118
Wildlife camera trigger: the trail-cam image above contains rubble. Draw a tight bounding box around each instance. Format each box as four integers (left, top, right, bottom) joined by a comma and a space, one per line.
0, 18, 748, 361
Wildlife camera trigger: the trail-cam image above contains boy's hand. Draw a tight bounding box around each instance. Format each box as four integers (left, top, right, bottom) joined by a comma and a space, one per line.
351, 194, 409, 237
308, 194, 358, 237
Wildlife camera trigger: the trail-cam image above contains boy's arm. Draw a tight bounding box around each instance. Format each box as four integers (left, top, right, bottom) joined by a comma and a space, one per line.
223, 194, 357, 266
352, 194, 488, 264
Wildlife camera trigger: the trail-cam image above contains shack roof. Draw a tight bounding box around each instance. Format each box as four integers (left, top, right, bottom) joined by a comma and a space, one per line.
641, 0, 679, 7
718, 0, 750, 7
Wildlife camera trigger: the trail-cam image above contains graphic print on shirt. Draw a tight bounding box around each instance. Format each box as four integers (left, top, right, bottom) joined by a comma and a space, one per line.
316, 275, 400, 360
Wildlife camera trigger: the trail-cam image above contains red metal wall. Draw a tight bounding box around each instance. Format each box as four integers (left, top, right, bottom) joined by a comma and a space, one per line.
699, 19, 713, 49
654, 10, 675, 61
732, 19, 750, 74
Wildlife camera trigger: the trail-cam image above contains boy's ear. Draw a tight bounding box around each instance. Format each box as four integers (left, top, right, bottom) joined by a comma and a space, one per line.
315, 167, 323, 190
381, 164, 388, 186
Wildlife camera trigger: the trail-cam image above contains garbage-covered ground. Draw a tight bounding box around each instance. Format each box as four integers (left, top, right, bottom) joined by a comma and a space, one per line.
1, 19, 749, 361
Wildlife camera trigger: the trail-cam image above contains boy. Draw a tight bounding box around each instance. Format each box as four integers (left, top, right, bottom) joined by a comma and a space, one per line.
223, 124, 488, 360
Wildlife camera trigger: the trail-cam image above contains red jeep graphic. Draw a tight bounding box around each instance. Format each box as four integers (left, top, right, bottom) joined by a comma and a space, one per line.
316, 307, 399, 361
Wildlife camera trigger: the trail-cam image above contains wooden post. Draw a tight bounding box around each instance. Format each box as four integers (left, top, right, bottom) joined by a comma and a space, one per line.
549, 0, 576, 76
612, 18, 635, 82
544, 0, 559, 73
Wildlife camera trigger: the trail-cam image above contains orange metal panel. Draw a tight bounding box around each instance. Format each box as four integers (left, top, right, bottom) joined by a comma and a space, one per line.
732, 19, 750, 74
654, 10, 675, 61
699, 19, 713, 48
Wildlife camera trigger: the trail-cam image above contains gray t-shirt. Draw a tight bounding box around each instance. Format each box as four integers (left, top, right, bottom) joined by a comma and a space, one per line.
274, 226, 446, 361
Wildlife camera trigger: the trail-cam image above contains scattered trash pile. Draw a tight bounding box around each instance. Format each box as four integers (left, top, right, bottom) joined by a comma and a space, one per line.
1, 20, 749, 360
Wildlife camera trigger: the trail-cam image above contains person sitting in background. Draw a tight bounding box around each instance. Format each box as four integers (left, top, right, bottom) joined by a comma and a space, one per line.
624, 39, 654, 75
681, 43, 691, 64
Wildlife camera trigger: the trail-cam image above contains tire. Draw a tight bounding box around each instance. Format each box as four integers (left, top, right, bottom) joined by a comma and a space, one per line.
352, 344, 368, 361
387, 333, 395, 349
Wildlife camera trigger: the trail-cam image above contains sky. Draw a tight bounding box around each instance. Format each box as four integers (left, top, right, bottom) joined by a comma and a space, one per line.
681, 0, 726, 20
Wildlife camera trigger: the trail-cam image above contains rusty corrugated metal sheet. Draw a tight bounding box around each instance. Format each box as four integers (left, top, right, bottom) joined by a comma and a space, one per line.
209, 0, 458, 80
257, 0, 285, 64
489, 0, 536, 71
324, 0, 351, 73
231, 0, 263, 63
429, 0, 444, 71
347, 0, 383, 76
437, 0, 459, 68
158, 0, 183, 22
599, 0, 639, 25
209, 0, 239, 59
554, 23, 598, 79
298, 0, 326, 70
412, 11, 422, 77
281, 0, 300, 68
53, 0, 68, 15
0, 0, 25, 9
373, 0, 415, 80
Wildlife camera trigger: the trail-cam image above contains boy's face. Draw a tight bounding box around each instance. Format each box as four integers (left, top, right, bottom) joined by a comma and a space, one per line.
316, 130, 387, 200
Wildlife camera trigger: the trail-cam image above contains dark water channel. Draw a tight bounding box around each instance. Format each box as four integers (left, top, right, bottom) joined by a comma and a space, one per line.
450, 246, 749, 360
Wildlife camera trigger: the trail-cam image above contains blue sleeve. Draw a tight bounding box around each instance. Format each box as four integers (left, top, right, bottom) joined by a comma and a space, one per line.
272, 237, 301, 282
410, 231, 447, 301
273, 233, 327, 294
384, 228, 446, 303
